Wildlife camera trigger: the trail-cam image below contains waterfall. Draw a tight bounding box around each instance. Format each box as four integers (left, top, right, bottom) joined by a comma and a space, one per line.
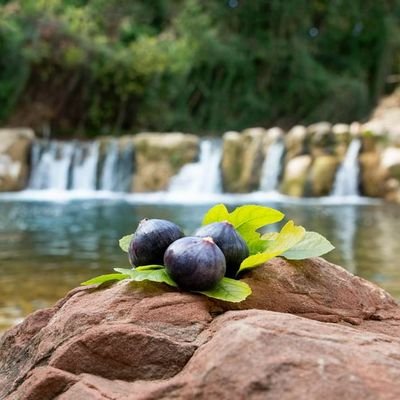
100, 140, 118, 191
99, 140, 134, 192
70, 142, 99, 190
259, 140, 285, 192
331, 138, 362, 196
29, 141, 75, 190
28, 139, 133, 192
168, 139, 222, 194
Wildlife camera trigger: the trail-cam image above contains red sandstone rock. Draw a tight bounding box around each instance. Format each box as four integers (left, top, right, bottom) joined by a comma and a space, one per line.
1, 257, 400, 399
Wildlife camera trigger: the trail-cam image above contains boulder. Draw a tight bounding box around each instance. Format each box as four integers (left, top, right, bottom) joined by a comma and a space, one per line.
284, 125, 307, 161
280, 155, 312, 197
221, 128, 266, 192
359, 128, 386, 153
332, 123, 350, 159
263, 127, 284, 147
369, 88, 400, 145
359, 152, 387, 197
220, 131, 243, 192
381, 147, 400, 181
0, 128, 35, 191
384, 178, 400, 203
132, 133, 199, 192
2, 257, 400, 399
307, 122, 334, 155
309, 155, 339, 196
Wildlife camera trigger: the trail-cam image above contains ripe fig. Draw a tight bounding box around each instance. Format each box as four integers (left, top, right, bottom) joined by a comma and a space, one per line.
128, 218, 184, 267
194, 221, 249, 277
164, 236, 226, 291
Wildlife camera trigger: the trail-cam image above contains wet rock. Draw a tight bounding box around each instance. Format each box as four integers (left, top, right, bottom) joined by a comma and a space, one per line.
280, 154, 312, 197
221, 128, 266, 192
360, 126, 386, 153
381, 147, 400, 181
2, 257, 400, 399
307, 122, 333, 155
359, 152, 387, 197
332, 123, 350, 159
309, 155, 339, 196
284, 125, 307, 161
220, 131, 242, 193
369, 88, 400, 145
132, 133, 199, 192
0, 128, 35, 191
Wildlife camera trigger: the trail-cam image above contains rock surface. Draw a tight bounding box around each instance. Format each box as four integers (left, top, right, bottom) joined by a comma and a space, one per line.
1, 257, 400, 399
0, 128, 35, 191
132, 133, 199, 192
221, 128, 266, 193
280, 155, 312, 197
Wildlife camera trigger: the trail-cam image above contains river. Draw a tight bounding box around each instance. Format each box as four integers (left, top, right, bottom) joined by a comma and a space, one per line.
1, 193, 399, 331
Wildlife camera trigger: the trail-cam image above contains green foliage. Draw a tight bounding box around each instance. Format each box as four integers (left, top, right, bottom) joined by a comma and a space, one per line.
238, 221, 306, 273
0, 0, 399, 134
85, 266, 251, 302
119, 234, 133, 253
282, 231, 335, 260
114, 266, 178, 287
202, 204, 284, 254
196, 277, 252, 303
81, 273, 129, 285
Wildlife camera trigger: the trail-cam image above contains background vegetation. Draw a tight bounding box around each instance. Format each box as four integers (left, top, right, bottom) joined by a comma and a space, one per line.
0, 0, 400, 136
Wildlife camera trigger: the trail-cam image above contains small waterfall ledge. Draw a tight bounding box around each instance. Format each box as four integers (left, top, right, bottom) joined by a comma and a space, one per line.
259, 139, 285, 192
3, 125, 399, 201
25, 133, 364, 198
28, 139, 134, 192
331, 139, 362, 197
168, 140, 222, 194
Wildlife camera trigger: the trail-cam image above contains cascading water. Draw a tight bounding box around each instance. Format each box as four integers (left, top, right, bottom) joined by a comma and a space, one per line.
28, 139, 134, 192
99, 140, 119, 191
99, 140, 134, 192
29, 141, 75, 190
259, 140, 285, 192
331, 138, 362, 197
70, 142, 99, 190
168, 139, 222, 194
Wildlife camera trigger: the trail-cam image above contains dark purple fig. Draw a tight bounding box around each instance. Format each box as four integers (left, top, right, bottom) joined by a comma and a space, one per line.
164, 236, 226, 291
194, 221, 249, 277
128, 218, 184, 267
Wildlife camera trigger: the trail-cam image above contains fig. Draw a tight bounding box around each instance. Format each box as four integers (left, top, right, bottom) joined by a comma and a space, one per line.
128, 218, 184, 267
194, 221, 249, 277
164, 236, 226, 291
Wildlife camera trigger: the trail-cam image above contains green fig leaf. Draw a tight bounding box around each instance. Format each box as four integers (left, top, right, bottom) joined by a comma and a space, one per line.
135, 264, 165, 271
238, 220, 305, 273
114, 267, 178, 287
282, 231, 335, 260
228, 205, 284, 235
119, 234, 133, 252
202, 203, 230, 225
202, 204, 284, 255
197, 277, 252, 302
81, 273, 129, 286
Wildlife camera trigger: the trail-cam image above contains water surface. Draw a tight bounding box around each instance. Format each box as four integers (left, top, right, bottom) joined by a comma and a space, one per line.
0, 196, 399, 331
